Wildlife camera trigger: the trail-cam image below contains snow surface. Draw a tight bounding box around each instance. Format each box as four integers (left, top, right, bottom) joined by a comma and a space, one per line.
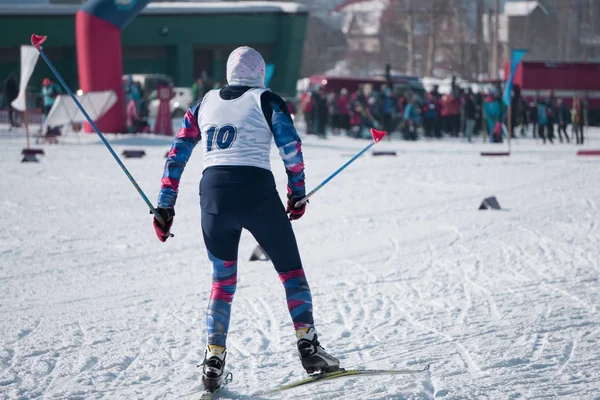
1, 125, 600, 399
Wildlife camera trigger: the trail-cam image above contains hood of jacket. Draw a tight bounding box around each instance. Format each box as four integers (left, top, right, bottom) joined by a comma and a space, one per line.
226, 46, 266, 88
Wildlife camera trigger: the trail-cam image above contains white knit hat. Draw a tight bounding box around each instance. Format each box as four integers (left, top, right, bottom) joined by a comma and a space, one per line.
226, 46, 266, 88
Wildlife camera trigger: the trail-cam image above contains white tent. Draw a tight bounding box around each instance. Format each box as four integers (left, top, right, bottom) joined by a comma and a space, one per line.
45, 91, 117, 128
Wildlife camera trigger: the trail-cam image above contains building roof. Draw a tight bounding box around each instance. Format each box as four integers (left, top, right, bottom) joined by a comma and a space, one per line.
503, 1, 549, 17
0, 0, 48, 3
0, 0, 47, 3
333, 0, 368, 12
335, 0, 388, 36
0, 1, 308, 15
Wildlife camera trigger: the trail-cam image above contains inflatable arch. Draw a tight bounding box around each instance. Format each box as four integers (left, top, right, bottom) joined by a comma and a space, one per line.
76, 0, 152, 133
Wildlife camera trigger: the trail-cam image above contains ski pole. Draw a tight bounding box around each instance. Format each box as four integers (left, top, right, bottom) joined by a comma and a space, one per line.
295, 128, 387, 207
31, 34, 165, 226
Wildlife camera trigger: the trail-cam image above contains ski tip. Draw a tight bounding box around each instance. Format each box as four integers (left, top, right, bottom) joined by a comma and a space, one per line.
423, 364, 431, 371
198, 390, 216, 400
31, 34, 47, 49
370, 128, 387, 143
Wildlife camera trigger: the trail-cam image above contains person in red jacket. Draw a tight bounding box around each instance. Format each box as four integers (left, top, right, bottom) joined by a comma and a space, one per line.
300, 91, 314, 134
337, 88, 350, 134
442, 92, 460, 137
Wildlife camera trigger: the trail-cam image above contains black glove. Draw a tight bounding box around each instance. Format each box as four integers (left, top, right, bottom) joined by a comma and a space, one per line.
152, 207, 175, 242
286, 194, 307, 221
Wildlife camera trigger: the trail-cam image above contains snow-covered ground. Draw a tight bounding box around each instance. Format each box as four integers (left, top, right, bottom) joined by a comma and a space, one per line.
1, 125, 600, 400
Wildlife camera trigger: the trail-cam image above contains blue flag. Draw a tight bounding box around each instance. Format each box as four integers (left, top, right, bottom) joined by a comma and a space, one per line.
503, 48, 527, 107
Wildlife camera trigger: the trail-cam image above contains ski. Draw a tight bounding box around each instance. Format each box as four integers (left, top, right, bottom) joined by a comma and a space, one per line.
178, 372, 233, 400
197, 372, 233, 400
177, 387, 221, 400
198, 389, 218, 400
253, 364, 430, 396
185, 383, 225, 400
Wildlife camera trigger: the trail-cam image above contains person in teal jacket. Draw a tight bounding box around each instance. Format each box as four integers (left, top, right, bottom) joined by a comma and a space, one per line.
484, 92, 502, 143
41, 78, 61, 125
537, 100, 553, 144
402, 94, 420, 141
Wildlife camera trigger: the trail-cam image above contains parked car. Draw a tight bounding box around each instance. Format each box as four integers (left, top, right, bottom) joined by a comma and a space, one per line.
307, 75, 414, 99
147, 87, 193, 118
124, 74, 174, 97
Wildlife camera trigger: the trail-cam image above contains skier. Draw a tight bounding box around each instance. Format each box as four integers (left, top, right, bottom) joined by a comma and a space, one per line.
152, 46, 340, 393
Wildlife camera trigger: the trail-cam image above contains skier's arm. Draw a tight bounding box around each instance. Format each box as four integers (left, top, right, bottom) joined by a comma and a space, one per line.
262, 92, 306, 198
157, 102, 201, 208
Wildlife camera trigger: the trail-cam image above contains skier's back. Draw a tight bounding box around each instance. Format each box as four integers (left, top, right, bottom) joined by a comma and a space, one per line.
153, 47, 339, 393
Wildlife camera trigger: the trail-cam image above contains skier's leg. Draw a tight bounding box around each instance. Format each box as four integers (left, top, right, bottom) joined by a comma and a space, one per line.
206, 251, 238, 347
200, 211, 241, 391
241, 194, 340, 373
241, 194, 314, 330
201, 211, 242, 348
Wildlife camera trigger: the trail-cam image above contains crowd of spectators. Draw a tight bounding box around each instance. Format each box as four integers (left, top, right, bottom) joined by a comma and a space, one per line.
0, 70, 591, 146
297, 80, 590, 145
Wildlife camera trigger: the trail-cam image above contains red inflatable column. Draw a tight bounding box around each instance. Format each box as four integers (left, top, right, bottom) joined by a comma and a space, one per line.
76, 11, 126, 133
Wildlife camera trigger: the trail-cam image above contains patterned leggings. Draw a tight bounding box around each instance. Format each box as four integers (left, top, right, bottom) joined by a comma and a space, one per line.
202, 193, 314, 347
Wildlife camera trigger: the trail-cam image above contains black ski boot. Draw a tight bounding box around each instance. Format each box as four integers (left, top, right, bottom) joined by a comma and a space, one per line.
296, 327, 340, 374
201, 345, 227, 392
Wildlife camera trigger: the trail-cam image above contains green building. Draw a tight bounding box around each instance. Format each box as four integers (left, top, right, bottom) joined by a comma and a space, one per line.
0, 2, 308, 96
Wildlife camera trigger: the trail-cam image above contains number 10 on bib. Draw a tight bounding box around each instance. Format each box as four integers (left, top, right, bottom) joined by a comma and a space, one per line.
206, 124, 238, 151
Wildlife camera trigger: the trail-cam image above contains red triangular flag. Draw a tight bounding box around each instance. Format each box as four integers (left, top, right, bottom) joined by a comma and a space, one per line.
370, 128, 386, 143
31, 34, 47, 49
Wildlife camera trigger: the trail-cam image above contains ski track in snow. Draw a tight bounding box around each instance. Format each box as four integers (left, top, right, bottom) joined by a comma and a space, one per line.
1, 127, 600, 399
